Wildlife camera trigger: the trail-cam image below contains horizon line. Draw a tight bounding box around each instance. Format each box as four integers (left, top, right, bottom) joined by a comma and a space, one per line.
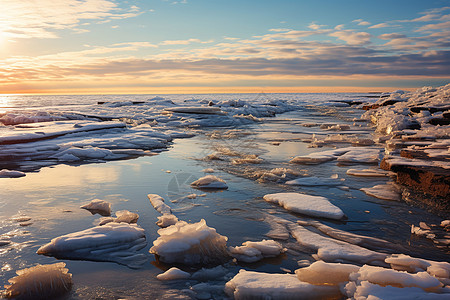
0, 86, 419, 95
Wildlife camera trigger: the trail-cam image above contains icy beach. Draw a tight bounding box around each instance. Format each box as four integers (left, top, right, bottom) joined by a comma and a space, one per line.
1, 87, 449, 299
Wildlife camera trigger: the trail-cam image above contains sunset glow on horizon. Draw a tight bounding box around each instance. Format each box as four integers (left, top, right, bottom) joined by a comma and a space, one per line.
0, 0, 449, 94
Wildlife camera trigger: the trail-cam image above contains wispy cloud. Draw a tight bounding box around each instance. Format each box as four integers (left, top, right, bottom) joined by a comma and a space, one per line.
0, 0, 141, 39
329, 30, 372, 45
1, 4, 449, 92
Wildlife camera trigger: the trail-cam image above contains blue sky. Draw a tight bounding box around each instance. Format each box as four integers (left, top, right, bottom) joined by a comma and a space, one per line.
0, 0, 449, 93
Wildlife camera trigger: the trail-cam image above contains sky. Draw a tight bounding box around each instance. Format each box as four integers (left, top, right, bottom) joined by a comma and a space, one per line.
0, 0, 449, 94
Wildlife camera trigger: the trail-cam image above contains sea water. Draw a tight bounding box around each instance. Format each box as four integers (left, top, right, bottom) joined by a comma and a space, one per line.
0, 93, 447, 299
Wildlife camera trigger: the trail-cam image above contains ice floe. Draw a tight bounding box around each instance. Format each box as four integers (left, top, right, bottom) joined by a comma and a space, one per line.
295, 260, 359, 285
285, 176, 342, 186
148, 194, 172, 215
288, 222, 387, 264
385, 254, 450, 280
344, 280, 450, 299
80, 199, 112, 216
37, 223, 147, 268
224, 269, 340, 300
348, 264, 444, 291
336, 148, 380, 164
290, 147, 354, 164
346, 168, 394, 177
361, 182, 402, 201
190, 175, 228, 189
299, 220, 397, 251
263, 192, 345, 220
3, 263, 72, 299
149, 219, 229, 265
229, 239, 285, 263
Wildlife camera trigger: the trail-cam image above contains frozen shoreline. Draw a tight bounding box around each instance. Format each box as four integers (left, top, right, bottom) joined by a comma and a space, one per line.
1, 88, 449, 299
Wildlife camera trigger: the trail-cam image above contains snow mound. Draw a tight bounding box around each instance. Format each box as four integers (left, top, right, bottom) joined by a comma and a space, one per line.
149, 219, 229, 265
156, 267, 191, 281
4, 263, 72, 299
36, 223, 147, 268
191, 175, 228, 189
80, 199, 112, 216
224, 269, 341, 300
263, 192, 345, 220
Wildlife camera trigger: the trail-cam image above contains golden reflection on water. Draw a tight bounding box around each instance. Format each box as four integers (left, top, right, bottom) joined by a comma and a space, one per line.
4, 164, 120, 191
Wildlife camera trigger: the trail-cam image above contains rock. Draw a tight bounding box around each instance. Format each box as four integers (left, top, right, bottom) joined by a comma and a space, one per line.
392, 168, 448, 213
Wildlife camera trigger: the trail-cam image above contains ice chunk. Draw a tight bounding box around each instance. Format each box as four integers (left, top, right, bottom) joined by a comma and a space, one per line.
285, 176, 342, 186
229, 239, 284, 263
229, 245, 263, 263
156, 267, 191, 281
191, 265, 228, 281
290, 147, 353, 164
3, 263, 72, 299
346, 168, 394, 177
224, 269, 341, 300
386, 254, 450, 279
0, 169, 26, 178
361, 183, 401, 201
114, 210, 139, 224
37, 223, 147, 268
350, 265, 443, 291
156, 214, 179, 228
295, 261, 359, 285
80, 199, 112, 216
263, 192, 345, 220
148, 194, 172, 215
150, 219, 229, 265
231, 155, 263, 165
288, 223, 387, 264
345, 280, 450, 300
202, 168, 215, 173
191, 175, 228, 189
249, 167, 301, 183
